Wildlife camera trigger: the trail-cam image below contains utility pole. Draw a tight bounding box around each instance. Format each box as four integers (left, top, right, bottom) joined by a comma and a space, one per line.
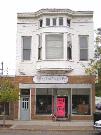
0, 62, 3, 75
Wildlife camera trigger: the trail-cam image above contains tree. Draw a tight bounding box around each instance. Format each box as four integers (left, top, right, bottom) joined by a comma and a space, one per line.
85, 28, 101, 96
0, 78, 19, 127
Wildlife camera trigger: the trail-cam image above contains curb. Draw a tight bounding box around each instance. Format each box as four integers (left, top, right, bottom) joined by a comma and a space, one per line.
8, 125, 95, 131
0, 128, 95, 132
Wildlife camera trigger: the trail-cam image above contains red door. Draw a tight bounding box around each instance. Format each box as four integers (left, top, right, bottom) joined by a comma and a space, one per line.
56, 97, 65, 117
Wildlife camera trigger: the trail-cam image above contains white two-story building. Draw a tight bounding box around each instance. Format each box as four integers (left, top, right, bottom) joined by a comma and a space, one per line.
16, 9, 95, 120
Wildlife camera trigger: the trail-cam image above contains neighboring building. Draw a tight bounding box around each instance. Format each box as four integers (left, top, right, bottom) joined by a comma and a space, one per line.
2, 9, 95, 120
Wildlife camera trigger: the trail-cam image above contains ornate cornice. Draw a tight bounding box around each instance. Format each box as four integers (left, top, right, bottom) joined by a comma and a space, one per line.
17, 8, 93, 18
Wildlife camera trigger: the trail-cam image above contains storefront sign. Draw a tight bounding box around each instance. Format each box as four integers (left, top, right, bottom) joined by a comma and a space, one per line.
33, 75, 68, 83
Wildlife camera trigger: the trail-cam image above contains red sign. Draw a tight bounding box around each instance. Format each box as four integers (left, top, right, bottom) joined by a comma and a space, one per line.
56, 98, 65, 117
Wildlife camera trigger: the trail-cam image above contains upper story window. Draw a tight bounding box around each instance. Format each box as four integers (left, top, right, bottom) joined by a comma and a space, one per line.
67, 34, 72, 60
38, 35, 42, 60
59, 17, 63, 26
67, 46, 72, 60
46, 18, 50, 26
46, 34, 63, 59
79, 35, 88, 61
52, 18, 56, 26
22, 36, 31, 61
39, 19, 43, 27
67, 19, 71, 27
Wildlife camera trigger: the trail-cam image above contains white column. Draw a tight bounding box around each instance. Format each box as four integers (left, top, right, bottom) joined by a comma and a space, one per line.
30, 88, 31, 120
90, 88, 92, 115
50, 17, 53, 26
64, 17, 67, 26
71, 88, 72, 115
18, 91, 21, 120
64, 33, 67, 60
57, 18, 59, 26
42, 33, 45, 60
43, 17, 46, 27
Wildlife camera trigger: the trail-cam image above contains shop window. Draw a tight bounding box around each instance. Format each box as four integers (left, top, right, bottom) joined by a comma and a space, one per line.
0, 103, 9, 115
72, 89, 90, 115
36, 95, 52, 114
46, 18, 50, 26
36, 89, 52, 114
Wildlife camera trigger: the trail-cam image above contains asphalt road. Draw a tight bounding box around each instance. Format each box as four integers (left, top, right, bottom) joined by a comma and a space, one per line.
0, 130, 100, 135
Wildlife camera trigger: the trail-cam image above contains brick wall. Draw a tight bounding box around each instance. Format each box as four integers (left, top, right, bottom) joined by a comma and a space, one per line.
0, 75, 95, 120
31, 88, 35, 119
69, 75, 95, 84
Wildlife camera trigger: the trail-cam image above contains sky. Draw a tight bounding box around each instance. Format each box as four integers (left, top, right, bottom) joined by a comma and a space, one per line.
0, 0, 101, 75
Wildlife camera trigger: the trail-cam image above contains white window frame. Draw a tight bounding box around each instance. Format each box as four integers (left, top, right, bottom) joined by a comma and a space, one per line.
79, 35, 89, 61
45, 33, 64, 60
59, 17, 63, 26
52, 18, 57, 26
38, 34, 42, 60
46, 18, 50, 26
39, 19, 43, 27
22, 36, 32, 61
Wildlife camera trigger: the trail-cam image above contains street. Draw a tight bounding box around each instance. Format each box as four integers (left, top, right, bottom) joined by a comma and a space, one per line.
0, 130, 100, 135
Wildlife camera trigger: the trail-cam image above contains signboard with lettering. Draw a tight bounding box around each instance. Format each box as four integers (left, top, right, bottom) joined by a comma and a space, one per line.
33, 75, 68, 83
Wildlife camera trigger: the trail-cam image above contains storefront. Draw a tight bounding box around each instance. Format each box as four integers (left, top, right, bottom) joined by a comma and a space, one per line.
18, 75, 95, 120
35, 88, 91, 116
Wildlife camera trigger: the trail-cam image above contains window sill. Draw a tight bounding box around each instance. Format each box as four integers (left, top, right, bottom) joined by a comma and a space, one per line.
38, 25, 71, 29
44, 59, 65, 61
37, 59, 74, 62
21, 61, 33, 64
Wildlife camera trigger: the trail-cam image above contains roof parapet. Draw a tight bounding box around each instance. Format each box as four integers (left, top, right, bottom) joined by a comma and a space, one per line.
17, 8, 93, 18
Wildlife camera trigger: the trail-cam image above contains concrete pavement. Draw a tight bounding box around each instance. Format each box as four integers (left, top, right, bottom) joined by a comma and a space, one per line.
0, 120, 95, 131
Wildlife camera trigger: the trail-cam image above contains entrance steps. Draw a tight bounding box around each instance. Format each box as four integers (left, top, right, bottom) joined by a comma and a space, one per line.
53, 117, 69, 121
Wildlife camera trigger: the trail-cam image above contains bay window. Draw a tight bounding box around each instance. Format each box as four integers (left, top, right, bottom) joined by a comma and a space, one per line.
45, 34, 63, 59
38, 35, 42, 60
59, 17, 63, 26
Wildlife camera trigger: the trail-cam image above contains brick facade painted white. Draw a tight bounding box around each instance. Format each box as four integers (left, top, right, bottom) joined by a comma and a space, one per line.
16, 9, 94, 76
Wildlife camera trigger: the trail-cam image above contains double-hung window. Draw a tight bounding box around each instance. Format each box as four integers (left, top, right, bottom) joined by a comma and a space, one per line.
38, 35, 42, 60
46, 18, 50, 26
59, 17, 63, 26
46, 34, 63, 59
67, 46, 72, 60
67, 19, 70, 27
22, 36, 31, 61
39, 19, 43, 27
53, 18, 56, 26
79, 35, 88, 61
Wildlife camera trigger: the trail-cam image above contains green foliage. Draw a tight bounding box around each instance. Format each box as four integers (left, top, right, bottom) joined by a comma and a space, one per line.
96, 83, 101, 97
0, 78, 19, 103
85, 28, 101, 96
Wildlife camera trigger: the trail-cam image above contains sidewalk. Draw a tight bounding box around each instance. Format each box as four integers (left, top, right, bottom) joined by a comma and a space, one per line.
0, 120, 94, 131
